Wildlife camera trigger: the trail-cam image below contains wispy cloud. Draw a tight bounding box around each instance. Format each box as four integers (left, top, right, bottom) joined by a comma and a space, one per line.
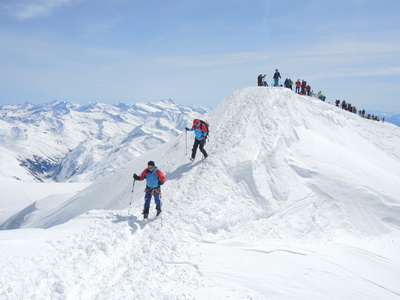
2, 28, 398, 77
4, 0, 77, 20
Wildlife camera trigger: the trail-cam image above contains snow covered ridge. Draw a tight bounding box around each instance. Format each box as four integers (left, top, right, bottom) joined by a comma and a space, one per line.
4, 87, 400, 235
0, 99, 209, 182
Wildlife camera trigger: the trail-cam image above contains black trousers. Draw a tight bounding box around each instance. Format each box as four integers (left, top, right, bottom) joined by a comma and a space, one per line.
191, 139, 208, 159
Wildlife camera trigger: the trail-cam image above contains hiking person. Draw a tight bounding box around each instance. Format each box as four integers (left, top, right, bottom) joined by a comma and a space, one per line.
258, 74, 265, 86
185, 119, 208, 161
273, 69, 281, 86
318, 91, 326, 101
306, 84, 311, 96
295, 80, 301, 93
301, 80, 307, 95
133, 161, 166, 219
284, 78, 289, 88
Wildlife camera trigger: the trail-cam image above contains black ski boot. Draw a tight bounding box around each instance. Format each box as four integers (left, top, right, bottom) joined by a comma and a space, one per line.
156, 205, 162, 217
142, 208, 149, 219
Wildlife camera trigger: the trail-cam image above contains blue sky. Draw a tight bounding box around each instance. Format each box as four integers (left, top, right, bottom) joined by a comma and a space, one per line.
0, 0, 399, 112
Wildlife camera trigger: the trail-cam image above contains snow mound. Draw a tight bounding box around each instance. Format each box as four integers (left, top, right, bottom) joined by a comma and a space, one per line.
161, 87, 400, 243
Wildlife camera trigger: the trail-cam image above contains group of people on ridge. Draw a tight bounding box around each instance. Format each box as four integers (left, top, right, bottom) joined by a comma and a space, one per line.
257, 70, 328, 101
258, 71, 315, 97
133, 118, 208, 219
258, 70, 385, 124
334, 100, 383, 122
260, 70, 383, 120
258, 69, 282, 87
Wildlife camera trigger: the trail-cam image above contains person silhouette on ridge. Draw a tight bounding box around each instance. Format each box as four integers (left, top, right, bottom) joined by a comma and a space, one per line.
273, 69, 281, 86
185, 119, 208, 161
258, 74, 266, 86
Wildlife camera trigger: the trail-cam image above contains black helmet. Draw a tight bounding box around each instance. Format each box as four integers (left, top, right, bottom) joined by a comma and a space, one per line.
148, 161, 155, 166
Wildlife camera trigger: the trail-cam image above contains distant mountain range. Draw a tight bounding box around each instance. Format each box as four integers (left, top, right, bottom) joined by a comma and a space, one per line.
0, 100, 209, 182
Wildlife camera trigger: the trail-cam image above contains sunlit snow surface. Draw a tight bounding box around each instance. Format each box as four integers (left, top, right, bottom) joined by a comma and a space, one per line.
1, 87, 400, 299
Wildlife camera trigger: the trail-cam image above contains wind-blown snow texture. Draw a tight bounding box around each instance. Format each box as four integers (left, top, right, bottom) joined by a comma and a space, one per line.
0, 99, 208, 182
1, 87, 400, 299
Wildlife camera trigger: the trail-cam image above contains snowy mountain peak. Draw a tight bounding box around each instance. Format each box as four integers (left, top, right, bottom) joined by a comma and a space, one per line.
0, 100, 209, 182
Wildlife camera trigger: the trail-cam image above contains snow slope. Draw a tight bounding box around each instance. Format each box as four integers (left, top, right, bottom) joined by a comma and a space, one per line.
1, 87, 400, 299
0, 181, 90, 226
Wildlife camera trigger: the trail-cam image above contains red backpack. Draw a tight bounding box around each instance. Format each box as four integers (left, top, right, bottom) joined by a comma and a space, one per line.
199, 120, 209, 139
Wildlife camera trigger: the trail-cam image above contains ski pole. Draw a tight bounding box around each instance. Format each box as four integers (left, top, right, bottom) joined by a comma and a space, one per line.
185, 129, 188, 156
127, 179, 136, 215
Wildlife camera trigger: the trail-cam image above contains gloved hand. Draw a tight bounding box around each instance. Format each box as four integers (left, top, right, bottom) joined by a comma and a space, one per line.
158, 180, 164, 186
133, 173, 140, 180
185, 127, 189, 131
